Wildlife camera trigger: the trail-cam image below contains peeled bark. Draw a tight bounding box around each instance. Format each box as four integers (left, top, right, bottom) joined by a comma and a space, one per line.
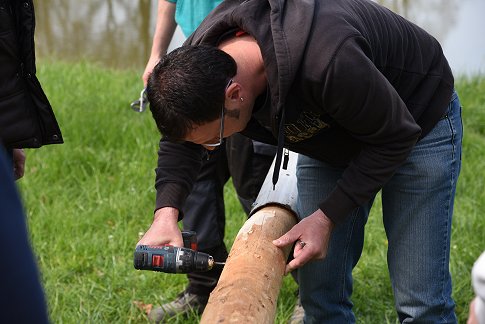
200, 205, 297, 323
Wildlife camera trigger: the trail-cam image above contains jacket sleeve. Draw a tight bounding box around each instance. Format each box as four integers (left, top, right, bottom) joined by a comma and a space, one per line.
154, 139, 205, 219
318, 36, 422, 224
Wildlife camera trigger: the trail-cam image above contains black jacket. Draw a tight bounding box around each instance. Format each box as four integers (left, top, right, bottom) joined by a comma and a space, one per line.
0, 0, 63, 149
154, 0, 453, 224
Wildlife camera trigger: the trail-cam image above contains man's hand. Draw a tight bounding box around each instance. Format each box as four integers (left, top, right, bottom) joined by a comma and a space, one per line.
142, 0, 176, 86
142, 56, 160, 86
12, 149, 26, 180
273, 209, 334, 274
137, 207, 183, 247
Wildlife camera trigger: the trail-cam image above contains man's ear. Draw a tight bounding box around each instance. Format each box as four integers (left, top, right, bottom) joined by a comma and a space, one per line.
226, 82, 241, 102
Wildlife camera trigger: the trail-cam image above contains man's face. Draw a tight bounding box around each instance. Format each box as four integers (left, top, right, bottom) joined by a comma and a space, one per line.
184, 80, 254, 150
185, 107, 252, 150
186, 117, 226, 151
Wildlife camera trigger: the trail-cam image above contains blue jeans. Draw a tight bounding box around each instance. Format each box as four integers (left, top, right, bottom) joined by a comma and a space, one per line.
296, 91, 462, 323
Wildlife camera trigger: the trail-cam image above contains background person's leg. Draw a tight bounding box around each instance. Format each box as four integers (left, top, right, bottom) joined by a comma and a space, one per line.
177, 136, 276, 302
295, 154, 373, 324
383, 92, 462, 323
226, 134, 275, 214
182, 146, 230, 297
184, 136, 276, 294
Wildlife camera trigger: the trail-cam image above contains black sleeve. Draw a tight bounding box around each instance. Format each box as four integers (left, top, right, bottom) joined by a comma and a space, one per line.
154, 139, 205, 220
318, 37, 422, 224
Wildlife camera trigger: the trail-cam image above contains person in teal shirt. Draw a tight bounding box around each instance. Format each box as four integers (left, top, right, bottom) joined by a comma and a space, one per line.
143, 0, 223, 84
171, 0, 221, 37
141, 1, 301, 323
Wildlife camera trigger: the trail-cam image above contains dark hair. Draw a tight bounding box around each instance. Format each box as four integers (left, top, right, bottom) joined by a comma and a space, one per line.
147, 45, 237, 141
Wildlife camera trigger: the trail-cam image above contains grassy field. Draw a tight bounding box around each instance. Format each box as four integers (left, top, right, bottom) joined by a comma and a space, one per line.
18, 61, 485, 323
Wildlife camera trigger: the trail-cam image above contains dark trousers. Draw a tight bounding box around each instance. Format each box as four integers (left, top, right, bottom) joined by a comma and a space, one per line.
181, 133, 275, 296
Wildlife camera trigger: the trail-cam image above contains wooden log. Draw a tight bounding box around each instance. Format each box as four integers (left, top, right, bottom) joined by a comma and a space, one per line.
200, 150, 299, 323
199, 204, 297, 323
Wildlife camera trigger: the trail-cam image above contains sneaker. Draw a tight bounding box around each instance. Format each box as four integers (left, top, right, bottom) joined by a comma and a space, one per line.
148, 290, 209, 323
288, 295, 305, 324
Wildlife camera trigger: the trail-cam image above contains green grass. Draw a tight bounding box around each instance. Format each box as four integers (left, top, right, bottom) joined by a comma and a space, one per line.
18, 62, 485, 323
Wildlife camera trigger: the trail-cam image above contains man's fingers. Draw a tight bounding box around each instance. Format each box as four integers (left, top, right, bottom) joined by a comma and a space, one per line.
273, 232, 297, 248
286, 239, 326, 274
293, 240, 306, 258
14, 162, 25, 180
285, 250, 312, 275
170, 237, 184, 247
12, 149, 26, 180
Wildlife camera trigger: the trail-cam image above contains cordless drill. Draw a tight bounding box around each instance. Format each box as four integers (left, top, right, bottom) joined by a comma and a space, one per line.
134, 231, 223, 273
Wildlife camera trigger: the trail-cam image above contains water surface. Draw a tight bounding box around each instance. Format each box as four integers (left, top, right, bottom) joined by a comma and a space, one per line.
34, 0, 484, 75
